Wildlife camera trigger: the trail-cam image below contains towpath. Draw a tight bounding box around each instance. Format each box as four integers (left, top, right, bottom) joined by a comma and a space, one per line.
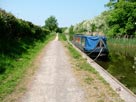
20, 35, 85, 102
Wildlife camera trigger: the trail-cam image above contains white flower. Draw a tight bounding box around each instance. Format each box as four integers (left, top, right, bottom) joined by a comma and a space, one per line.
132, 65, 135, 69
134, 56, 136, 61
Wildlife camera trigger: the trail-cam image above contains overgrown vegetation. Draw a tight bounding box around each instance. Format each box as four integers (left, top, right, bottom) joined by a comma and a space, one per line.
108, 38, 136, 57
0, 9, 55, 101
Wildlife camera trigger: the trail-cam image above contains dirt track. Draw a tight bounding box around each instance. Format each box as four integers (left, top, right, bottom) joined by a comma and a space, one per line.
20, 35, 85, 102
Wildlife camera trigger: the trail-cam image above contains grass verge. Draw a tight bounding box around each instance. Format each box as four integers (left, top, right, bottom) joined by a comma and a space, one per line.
0, 34, 55, 102
58, 33, 67, 41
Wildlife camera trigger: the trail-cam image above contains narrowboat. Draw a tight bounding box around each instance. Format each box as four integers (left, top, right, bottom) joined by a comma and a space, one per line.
72, 34, 109, 59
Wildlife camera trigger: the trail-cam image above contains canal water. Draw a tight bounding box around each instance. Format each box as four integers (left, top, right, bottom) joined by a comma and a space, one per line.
96, 52, 136, 94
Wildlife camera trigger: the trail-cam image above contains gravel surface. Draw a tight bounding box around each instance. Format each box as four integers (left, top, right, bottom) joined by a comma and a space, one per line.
20, 36, 85, 102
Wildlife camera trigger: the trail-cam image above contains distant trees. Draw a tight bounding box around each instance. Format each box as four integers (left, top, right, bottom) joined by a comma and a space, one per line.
44, 16, 58, 32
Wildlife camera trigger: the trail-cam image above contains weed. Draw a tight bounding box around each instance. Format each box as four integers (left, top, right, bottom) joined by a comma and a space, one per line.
67, 44, 81, 59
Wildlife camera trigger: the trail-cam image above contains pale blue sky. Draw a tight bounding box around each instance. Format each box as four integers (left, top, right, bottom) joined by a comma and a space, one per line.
0, 0, 109, 27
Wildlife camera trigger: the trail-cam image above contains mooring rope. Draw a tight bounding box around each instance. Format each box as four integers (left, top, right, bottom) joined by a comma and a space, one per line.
87, 47, 98, 56
88, 39, 105, 61
93, 47, 103, 61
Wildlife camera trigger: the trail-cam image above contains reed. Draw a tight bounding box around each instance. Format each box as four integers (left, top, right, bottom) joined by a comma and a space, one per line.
107, 38, 136, 57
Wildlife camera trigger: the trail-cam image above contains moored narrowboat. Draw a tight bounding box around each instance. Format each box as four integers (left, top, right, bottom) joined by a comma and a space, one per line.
72, 34, 109, 59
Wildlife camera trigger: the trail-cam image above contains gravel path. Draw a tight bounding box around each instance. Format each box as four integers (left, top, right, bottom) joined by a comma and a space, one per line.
20, 35, 85, 102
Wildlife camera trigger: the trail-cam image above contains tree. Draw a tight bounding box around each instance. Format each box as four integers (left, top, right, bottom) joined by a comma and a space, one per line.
44, 16, 58, 32
106, 0, 136, 37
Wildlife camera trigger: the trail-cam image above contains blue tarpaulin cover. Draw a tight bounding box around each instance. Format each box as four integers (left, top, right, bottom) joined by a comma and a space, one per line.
84, 36, 106, 51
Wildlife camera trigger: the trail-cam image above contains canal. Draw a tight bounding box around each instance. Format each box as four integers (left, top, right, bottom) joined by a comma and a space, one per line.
96, 45, 136, 95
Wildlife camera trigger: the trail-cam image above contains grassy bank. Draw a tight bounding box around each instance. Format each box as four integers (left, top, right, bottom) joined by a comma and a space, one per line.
0, 34, 55, 101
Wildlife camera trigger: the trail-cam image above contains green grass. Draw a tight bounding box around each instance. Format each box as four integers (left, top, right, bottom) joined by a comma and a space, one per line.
58, 33, 67, 41
0, 34, 55, 101
67, 43, 99, 74
67, 44, 81, 59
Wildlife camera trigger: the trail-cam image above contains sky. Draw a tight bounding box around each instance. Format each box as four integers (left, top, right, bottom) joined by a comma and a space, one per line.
0, 0, 109, 27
